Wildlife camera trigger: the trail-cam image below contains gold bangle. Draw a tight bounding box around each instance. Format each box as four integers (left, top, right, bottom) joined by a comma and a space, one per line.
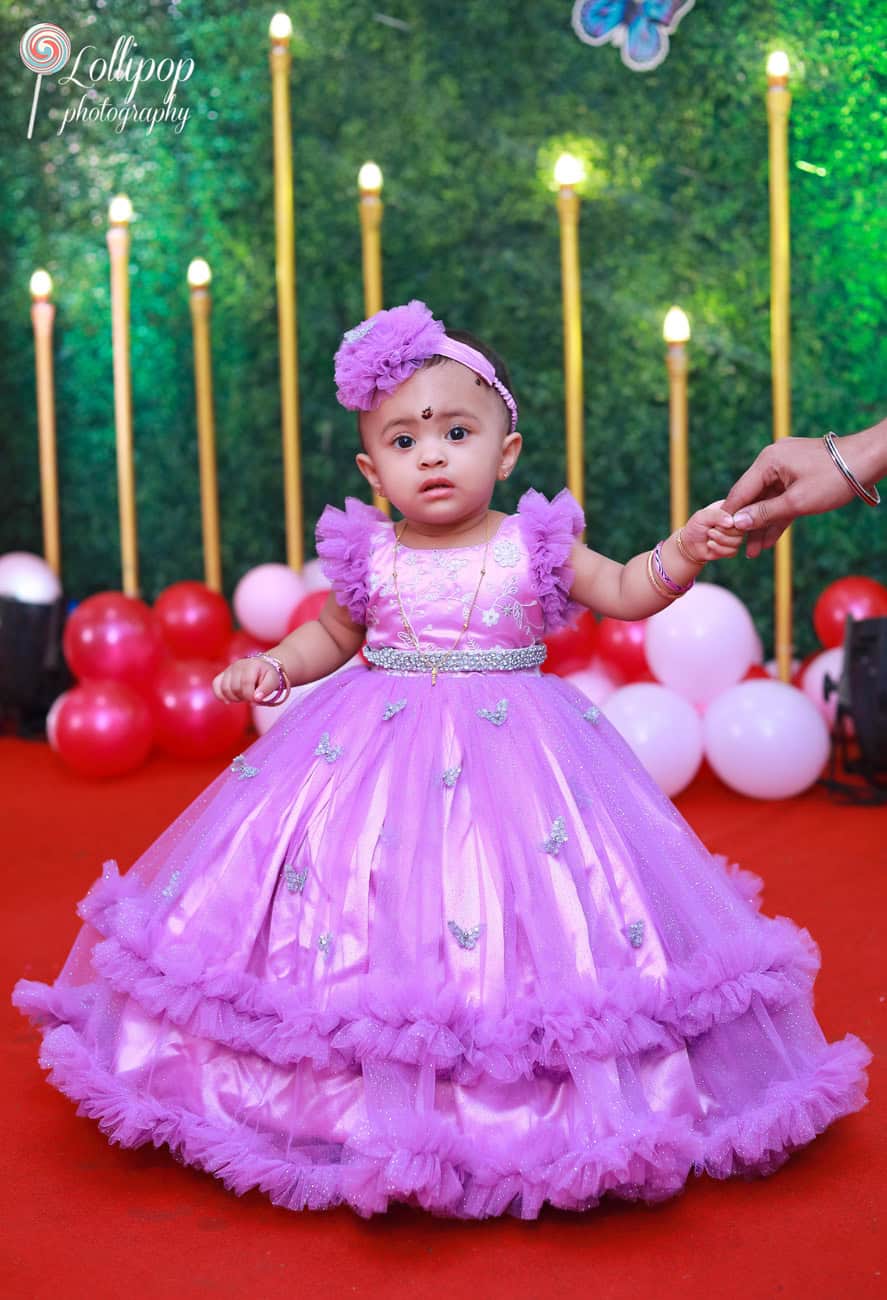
675, 528, 706, 567
646, 549, 680, 600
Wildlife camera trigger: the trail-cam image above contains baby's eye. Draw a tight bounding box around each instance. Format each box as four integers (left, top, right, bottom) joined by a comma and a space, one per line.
393, 434, 414, 449
447, 426, 470, 441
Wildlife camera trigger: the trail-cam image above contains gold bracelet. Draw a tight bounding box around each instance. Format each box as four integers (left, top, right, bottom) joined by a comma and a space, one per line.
646, 549, 681, 601
674, 528, 705, 566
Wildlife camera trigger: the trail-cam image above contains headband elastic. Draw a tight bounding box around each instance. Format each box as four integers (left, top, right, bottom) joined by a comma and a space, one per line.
333, 299, 519, 433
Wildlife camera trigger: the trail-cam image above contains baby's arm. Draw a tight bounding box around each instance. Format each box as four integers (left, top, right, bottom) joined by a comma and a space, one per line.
213, 593, 365, 703
566, 501, 742, 622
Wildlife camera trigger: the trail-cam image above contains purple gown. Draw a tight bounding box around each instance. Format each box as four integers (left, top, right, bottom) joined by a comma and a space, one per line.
13, 487, 871, 1219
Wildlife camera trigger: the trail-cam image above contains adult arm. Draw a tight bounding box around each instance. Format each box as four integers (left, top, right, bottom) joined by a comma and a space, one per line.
723, 421, 887, 558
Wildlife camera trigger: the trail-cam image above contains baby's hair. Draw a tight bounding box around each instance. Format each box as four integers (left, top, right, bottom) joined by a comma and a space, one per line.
357, 326, 516, 448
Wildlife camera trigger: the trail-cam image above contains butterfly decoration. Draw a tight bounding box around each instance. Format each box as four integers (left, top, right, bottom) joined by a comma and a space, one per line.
448, 920, 484, 951
571, 0, 696, 72
230, 754, 259, 780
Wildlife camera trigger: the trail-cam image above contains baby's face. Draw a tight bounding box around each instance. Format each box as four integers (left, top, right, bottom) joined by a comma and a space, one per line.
356, 361, 519, 523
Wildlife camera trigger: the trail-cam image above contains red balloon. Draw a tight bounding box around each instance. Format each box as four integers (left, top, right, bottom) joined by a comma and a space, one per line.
286, 589, 330, 634
224, 629, 270, 666
63, 592, 163, 690
154, 581, 232, 659
743, 664, 771, 680
55, 680, 154, 778
152, 658, 248, 759
596, 617, 649, 679
542, 610, 598, 676
813, 576, 887, 649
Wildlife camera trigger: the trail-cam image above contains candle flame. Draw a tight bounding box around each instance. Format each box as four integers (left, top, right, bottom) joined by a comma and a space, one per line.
554, 153, 585, 188
767, 50, 790, 81
187, 258, 212, 288
269, 12, 292, 41
30, 268, 53, 300
358, 161, 383, 194
108, 194, 133, 225
663, 306, 690, 344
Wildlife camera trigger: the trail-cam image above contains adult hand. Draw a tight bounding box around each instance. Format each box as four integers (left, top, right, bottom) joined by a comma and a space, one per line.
723, 428, 885, 558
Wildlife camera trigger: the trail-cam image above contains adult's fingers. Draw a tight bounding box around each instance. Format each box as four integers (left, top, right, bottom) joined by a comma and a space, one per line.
730, 488, 801, 534
722, 457, 776, 516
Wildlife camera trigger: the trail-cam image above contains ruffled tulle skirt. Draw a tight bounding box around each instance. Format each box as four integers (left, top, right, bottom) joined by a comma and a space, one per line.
13, 662, 871, 1218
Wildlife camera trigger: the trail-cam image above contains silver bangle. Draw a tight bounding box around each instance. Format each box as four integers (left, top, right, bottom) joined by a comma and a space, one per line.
823, 432, 881, 507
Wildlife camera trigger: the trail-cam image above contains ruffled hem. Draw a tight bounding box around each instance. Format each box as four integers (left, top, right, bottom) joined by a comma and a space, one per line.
315, 497, 387, 624
28, 1022, 871, 1220
515, 487, 586, 633
13, 858, 821, 1085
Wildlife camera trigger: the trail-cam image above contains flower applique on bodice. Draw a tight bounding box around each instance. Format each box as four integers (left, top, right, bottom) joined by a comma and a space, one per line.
365, 517, 543, 654
315, 487, 587, 650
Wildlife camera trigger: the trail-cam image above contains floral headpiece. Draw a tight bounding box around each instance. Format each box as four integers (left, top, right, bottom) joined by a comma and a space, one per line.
333, 299, 519, 432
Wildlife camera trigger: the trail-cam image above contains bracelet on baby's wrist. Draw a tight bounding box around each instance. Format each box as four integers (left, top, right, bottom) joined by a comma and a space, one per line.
247, 651, 292, 707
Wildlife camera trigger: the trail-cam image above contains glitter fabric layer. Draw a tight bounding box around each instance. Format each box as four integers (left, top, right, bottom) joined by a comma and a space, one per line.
13, 489, 871, 1220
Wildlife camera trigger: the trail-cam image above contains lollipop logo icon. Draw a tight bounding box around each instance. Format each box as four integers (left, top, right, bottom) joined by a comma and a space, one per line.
20, 23, 71, 139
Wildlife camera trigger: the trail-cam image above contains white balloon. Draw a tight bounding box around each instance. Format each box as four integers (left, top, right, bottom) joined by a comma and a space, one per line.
45, 691, 70, 751
645, 583, 757, 706
300, 557, 332, 595
801, 647, 843, 726
603, 682, 703, 797
564, 658, 624, 705
0, 551, 62, 604
703, 679, 830, 799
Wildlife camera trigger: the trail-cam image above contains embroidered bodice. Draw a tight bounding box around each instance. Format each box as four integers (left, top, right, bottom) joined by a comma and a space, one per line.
315, 487, 586, 649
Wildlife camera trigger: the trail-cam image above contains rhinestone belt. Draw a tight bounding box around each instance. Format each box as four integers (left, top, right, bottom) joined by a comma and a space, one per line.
363, 643, 548, 675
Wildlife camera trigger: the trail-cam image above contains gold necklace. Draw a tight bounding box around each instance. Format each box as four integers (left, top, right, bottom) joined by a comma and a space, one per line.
392, 513, 490, 686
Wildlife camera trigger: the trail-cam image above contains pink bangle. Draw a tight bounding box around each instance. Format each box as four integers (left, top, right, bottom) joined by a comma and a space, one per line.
652, 539, 695, 595
247, 651, 292, 707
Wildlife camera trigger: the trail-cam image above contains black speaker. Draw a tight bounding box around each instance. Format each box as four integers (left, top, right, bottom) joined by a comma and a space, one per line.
0, 594, 72, 735
822, 615, 887, 801
841, 617, 887, 768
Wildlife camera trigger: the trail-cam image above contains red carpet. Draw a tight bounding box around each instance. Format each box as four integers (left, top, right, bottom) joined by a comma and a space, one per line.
2, 737, 883, 1299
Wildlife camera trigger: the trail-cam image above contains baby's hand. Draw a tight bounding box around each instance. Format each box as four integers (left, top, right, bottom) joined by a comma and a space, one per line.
681, 499, 745, 562
212, 656, 279, 705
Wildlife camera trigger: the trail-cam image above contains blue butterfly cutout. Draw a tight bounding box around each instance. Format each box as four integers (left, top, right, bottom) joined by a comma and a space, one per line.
572, 0, 696, 72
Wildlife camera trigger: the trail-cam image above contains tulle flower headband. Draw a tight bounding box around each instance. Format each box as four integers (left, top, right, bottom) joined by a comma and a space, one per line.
333, 299, 519, 432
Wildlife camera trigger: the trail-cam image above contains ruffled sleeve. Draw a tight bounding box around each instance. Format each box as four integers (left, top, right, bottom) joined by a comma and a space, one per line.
515, 487, 586, 633
315, 497, 387, 625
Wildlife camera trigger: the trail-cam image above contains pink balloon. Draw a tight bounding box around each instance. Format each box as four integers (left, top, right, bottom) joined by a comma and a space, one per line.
233, 564, 306, 643
801, 647, 843, 727
645, 584, 757, 706
63, 592, 163, 690
152, 659, 248, 759
154, 581, 232, 659
301, 556, 333, 594
703, 680, 830, 799
603, 683, 703, 797
54, 681, 154, 778
564, 657, 625, 705
0, 550, 62, 603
